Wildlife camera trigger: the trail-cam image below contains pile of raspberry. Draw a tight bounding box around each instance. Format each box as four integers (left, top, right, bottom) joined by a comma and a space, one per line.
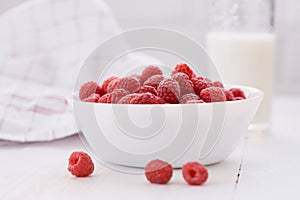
79, 63, 246, 104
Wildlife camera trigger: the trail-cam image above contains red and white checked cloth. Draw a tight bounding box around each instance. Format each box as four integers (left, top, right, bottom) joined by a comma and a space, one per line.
0, 0, 157, 142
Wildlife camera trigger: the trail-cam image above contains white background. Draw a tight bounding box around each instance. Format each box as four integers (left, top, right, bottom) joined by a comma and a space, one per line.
1, 0, 299, 94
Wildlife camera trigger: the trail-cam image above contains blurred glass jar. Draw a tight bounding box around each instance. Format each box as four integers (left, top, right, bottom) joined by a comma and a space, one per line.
205, 0, 275, 131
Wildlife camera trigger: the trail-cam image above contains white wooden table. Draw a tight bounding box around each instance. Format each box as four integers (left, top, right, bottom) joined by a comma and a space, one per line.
1, 95, 299, 200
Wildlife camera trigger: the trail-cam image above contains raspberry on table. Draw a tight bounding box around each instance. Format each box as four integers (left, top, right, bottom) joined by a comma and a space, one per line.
138, 85, 158, 96
182, 162, 208, 185
200, 87, 226, 102
229, 88, 246, 99
130, 93, 165, 104
179, 93, 200, 104
114, 77, 141, 93
224, 90, 234, 101
118, 93, 140, 104
111, 89, 129, 103
145, 159, 173, 184
98, 93, 112, 103
171, 63, 195, 80
140, 65, 163, 84
79, 81, 101, 100
143, 74, 164, 89
82, 93, 100, 103
186, 99, 205, 104
68, 151, 94, 177
171, 72, 194, 96
191, 77, 213, 96
213, 81, 224, 88
101, 76, 119, 94
157, 78, 180, 104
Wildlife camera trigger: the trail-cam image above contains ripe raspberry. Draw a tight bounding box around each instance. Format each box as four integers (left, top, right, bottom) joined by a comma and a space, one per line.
200, 87, 226, 102
111, 89, 129, 103
130, 93, 165, 104
118, 93, 140, 104
145, 159, 173, 184
102, 76, 119, 93
224, 90, 234, 101
98, 93, 112, 103
138, 85, 158, 96
140, 65, 163, 84
143, 75, 164, 89
155, 97, 166, 104
114, 77, 141, 93
191, 77, 213, 96
186, 99, 205, 104
68, 151, 94, 177
82, 93, 100, 103
229, 88, 246, 99
233, 97, 245, 101
182, 162, 208, 185
79, 81, 101, 100
171, 63, 195, 80
130, 74, 142, 84
213, 81, 224, 88
107, 78, 121, 93
157, 78, 180, 104
171, 72, 194, 96
179, 93, 200, 104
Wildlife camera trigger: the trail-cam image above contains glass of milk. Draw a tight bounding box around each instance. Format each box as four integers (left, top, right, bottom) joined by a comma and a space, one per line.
206, 0, 275, 131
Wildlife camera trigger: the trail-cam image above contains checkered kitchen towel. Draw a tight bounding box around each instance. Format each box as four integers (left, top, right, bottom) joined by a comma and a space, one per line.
0, 0, 156, 142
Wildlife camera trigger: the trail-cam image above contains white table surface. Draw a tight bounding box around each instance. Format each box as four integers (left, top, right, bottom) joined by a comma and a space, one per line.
1, 95, 300, 200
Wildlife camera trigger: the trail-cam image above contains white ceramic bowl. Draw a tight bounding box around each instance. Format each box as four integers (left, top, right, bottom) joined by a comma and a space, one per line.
71, 85, 263, 168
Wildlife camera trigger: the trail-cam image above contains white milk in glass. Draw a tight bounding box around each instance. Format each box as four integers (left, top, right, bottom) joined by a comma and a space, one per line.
206, 31, 275, 130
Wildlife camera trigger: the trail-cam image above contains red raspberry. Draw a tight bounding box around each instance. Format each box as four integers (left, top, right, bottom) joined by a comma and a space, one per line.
179, 93, 200, 104
186, 99, 205, 104
68, 151, 94, 177
79, 81, 101, 100
107, 78, 121, 93
145, 159, 173, 184
140, 65, 163, 84
118, 93, 140, 104
143, 75, 164, 89
233, 97, 245, 101
157, 78, 180, 104
114, 77, 141, 93
224, 90, 234, 101
111, 89, 129, 103
171, 63, 195, 80
155, 97, 166, 104
82, 93, 100, 103
130, 74, 142, 84
200, 87, 226, 102
182, 162, 208, 185
101, 76, 119, 93
138, 85, 158, 96
229, 88, 246, 99
213, 81, 224, 88
98, 93, 112, 103
191, 77, 213, 96
130, 93, 165, 104
171, 72, 194, 96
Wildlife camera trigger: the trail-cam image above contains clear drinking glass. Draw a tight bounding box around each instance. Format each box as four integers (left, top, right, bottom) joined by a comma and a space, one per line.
206, 0, 275, 131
